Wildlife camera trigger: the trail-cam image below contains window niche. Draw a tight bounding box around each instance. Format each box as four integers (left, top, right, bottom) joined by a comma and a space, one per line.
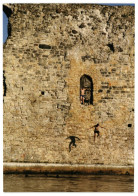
80, 74, 93, 105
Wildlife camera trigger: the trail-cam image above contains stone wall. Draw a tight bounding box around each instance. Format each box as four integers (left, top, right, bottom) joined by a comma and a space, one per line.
3, 4, 134, 166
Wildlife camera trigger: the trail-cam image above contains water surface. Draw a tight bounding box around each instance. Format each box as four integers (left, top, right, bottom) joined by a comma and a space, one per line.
4, 174, 134, 192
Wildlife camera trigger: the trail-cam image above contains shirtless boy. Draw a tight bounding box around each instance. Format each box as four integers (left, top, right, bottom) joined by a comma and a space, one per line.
89, 123, 106, 141
80, 88, 86, 104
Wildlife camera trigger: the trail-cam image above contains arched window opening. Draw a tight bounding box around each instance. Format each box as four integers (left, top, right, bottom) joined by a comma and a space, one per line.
80, 74, 93, 105
3, 5, 12, 43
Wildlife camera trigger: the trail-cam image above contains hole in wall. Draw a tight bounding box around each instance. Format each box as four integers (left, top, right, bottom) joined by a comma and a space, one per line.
41, 91, 45, 95
72, 30, 78, 34
128, 124, 132, 127
39, 44, 51, 49
79, 23, 86, 28
107, 43, 115, 53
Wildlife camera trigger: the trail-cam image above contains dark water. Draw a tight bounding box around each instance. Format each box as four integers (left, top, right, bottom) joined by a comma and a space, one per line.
4, 174, 134, 192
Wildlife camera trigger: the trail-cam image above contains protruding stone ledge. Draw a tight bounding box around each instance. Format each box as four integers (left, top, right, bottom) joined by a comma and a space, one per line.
3, 162, 134, 175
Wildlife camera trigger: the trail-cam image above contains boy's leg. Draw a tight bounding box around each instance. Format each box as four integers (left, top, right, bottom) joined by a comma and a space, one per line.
73, 142, 77, 148
94, 132, 96, 141
97, 131, 100, 137
69, 142, 72, 152
83, 97, 85, 104
80, 96, 82, 103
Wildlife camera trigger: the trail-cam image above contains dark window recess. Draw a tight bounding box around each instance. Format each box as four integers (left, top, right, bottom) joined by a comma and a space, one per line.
128, 124, 132, 127
41, 91, 45, 95
3, 71, 7, 96
39, 44, 51, 49
107, 43, 115, 53
80, 74, 93, 105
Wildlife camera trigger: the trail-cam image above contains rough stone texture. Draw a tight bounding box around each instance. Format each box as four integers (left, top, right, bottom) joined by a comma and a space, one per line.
3, 4, 134, 166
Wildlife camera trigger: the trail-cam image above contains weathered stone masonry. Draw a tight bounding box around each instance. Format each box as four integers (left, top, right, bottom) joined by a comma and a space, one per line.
3, 4, 134, 166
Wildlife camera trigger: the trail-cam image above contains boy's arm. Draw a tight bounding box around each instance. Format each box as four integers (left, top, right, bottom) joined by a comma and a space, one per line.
89, 126, 95, 129
100, 126, 106, 129
89, 125, 95, 129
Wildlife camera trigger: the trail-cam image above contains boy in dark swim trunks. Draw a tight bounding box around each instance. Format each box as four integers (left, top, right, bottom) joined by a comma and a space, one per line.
80, 88, 86, 104
89, 123, 106, 141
